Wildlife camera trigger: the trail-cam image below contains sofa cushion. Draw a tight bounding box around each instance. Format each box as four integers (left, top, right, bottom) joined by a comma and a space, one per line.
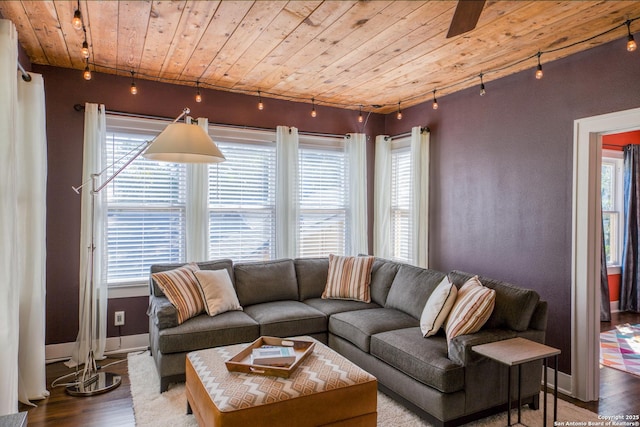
150, 258, 234, 297
193, 269, 242, 316
385, 265, 447, 319
157, 310, 259, 354
322, 254, 374, 303
371, 327, 465, 393
448, 270, 539, 332
243, 300, 327, 337
295, 257, 329, 300
369, 258, 401, 306
420, 276, 457, 337
329, 308, 418, 353
445, 276, 495, 342
304, 297, 380, 316
152, 263, 204, 324
234, 259, 299, 306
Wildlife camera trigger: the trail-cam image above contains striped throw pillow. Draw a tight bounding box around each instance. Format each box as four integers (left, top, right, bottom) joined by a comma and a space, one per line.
322, 255, 374, 303
445, 276, 495, 342
152, 263, 203, 324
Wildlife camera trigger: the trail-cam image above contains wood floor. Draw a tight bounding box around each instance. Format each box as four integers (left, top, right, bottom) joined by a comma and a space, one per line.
20, 313, 640, 426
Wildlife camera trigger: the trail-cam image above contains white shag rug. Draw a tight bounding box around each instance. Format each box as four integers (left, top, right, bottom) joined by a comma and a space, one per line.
129, 351, 601, 427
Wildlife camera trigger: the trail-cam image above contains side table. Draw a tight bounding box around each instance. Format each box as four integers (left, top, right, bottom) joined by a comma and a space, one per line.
472, 337, 560, 427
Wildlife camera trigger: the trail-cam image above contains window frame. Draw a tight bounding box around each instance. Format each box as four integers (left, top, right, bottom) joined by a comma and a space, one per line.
602, 149, 624, 270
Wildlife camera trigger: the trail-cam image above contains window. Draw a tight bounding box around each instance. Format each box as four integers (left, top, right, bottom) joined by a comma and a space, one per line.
391, 140, 412, 263
298, 137, 347, 257
102, 117, 352, 291
601, 150, 624, 266
208, 141, 276, 262
105, 116, 187, 285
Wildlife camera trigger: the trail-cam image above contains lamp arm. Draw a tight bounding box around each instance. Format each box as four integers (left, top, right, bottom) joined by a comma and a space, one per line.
72, 107, 191, 195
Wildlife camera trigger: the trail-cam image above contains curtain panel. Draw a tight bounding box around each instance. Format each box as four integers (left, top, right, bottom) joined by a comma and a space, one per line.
275, 126, 299, 258
0, 18, 49, 413
66, 103, 108, 369
186, 117, 211, 262
346, 133, 368, 255
411, 127, 430, 268
373, 135, 391, 259
621, 144, 640, 313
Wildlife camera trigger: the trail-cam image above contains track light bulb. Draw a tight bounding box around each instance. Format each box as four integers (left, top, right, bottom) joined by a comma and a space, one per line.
83, 65, 91, 81
535, 64, 543, 80
396, 102, 402, 120
479, 74, 486, 96
628, 35, 637, 52
195, 91, 202, 103
432, 91, 438, 110
311, 98, 317, 117
130, 82, 137, 95
258, 91, 264, 110
81, 41, 90, 59
72, 10, 83, 31
627, 21, 637, 52
358, 106, 363, 123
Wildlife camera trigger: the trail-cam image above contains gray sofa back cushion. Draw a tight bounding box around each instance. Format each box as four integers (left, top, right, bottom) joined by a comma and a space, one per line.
385, 264, 446, 319
370, 258, 401, 306
149, 259, 234, 297
294, 257, 329, 300
234, 259, 298, 306
448, 270, 540, 332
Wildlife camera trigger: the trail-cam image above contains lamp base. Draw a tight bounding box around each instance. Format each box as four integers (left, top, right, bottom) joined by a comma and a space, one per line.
66, 371, 122, 397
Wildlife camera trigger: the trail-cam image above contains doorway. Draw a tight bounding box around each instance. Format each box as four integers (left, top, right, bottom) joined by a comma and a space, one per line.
571, 106, 640, 401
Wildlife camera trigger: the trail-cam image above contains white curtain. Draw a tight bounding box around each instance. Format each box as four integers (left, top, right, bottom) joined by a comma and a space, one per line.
276, 126, 299, 258
0, 19, 49, 414
373, 135, 391, 259
186, 117, 210, 262
346, 133, 368, 255
410, 127, 430, 268
66, 103, 108, 368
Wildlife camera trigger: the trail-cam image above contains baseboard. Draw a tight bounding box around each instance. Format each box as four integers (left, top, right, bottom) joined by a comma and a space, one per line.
610, 300, 620, 313
543, 365, 573, 397
45, 333, 149, 363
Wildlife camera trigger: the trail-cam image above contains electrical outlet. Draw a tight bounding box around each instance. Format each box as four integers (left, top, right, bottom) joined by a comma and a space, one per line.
114, 311, 125, 326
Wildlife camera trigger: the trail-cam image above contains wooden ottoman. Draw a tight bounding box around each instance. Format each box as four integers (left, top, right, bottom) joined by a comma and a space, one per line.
185, 338, 377, 427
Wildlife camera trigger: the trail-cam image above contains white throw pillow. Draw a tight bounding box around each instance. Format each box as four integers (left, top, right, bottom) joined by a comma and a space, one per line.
420, 276, 458, 337
193, 269, 242, 317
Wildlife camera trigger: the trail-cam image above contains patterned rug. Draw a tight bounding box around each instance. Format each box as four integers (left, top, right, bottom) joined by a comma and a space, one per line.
600, 323, 640, 377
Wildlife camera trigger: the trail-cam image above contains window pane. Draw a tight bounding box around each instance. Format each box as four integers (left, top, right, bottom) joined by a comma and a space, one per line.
299, 145, 347, 257
105, 128, 187, 284
601, 162, 615, 211
391, 147, 412, 263
208, 142, 276, 261
603, 212, 618, 265
107, 210, 185, 283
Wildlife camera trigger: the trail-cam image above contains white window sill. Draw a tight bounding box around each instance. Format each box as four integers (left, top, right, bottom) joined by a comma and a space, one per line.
108, 282, 149, 299
607, 265, 621, 275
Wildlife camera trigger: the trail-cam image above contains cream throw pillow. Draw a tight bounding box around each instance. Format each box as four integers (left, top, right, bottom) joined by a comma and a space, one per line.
193, 269, 242, 316
445, 276, 496, 341
420, 276, 458, 337
152, 263, 203, 324
322, 254, 374, 303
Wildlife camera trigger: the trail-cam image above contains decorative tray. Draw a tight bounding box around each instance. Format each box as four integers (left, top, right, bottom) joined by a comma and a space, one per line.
225, 336, 315, 378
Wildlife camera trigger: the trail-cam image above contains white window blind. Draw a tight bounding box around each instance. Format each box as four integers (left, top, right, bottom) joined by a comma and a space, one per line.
298, 142, 347, 257
208, 141, 276, 262
104, 128, 187, 284
391, 145, 412, 262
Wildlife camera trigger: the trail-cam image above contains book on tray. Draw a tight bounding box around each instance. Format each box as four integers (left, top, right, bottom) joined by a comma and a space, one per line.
251, 346, 296, 366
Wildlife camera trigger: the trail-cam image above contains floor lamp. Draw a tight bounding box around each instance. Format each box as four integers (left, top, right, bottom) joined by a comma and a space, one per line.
67, 107, 225, 396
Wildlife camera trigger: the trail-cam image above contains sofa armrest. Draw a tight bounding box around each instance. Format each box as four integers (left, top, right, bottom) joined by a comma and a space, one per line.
447, 329, 517, 366
147, 296, 178, 330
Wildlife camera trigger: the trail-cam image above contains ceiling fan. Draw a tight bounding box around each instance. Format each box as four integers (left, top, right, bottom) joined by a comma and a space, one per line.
446, 0, 487, 38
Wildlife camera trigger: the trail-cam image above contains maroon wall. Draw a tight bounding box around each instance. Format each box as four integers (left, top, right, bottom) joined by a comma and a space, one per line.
385, 37, 640, 371
37, 65, 385, 344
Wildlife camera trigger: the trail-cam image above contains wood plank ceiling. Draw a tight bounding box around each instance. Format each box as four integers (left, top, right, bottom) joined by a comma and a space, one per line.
2, 1, 639, 114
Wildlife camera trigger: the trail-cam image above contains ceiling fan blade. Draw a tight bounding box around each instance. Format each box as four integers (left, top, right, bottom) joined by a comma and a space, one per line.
446, 0, 486, 38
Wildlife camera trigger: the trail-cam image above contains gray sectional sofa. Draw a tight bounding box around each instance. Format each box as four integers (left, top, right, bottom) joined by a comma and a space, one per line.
147, 257, 548, 427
